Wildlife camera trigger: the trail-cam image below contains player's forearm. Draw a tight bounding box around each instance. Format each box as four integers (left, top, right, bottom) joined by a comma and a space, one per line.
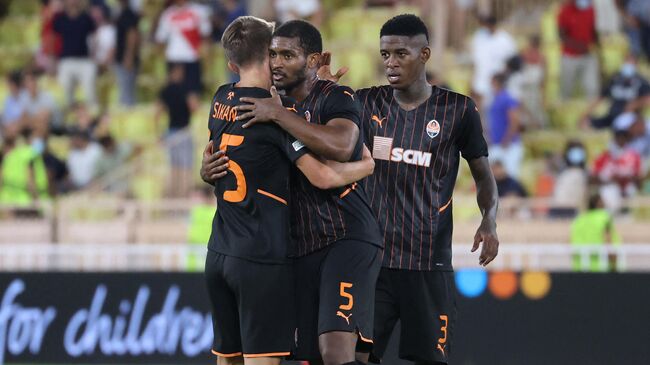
272, 109, 355, 162
469, 157, 498, 223
324, 155, 374, 186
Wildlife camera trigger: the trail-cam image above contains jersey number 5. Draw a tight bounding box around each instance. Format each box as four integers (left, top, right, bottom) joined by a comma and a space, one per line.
219, 133, 246, 202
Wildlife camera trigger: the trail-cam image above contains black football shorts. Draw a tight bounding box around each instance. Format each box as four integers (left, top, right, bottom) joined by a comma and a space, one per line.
370, 268, 457, 364
205, 250, 295, 358
292, 240, 381, 360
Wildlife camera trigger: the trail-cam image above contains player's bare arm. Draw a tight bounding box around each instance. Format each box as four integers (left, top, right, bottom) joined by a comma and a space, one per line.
235, 87, 359, 162
200, 140, 230, 185
296, 145, 374, 190
468, 156, 499, 266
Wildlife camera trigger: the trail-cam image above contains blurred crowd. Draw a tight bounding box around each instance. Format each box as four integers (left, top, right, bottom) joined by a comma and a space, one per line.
0, 0, 649, 223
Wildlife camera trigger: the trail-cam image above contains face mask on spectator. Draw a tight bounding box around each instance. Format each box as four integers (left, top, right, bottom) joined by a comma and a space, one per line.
620, 63, 636, 78
566, 147, 586, 166
576, 0, 591, 9
31, 138, 45, 155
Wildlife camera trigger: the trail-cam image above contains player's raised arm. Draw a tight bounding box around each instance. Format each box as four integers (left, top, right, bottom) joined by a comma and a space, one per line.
296, 144, 374, 190
235, 86, 359, 162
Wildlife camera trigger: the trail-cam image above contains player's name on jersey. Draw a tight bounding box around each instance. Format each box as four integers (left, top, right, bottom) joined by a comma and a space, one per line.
372, 136, 432, 167
211, 101, 238, 122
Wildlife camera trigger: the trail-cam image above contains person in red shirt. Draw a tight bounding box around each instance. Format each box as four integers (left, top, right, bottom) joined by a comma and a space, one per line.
592, 127, 642, 212
558, 0, 600, 98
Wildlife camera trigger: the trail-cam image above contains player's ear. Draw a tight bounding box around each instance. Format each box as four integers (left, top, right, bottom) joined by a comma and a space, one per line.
420, 46, 431, 63
307, 53, 321, 69
227, 61, 240, 75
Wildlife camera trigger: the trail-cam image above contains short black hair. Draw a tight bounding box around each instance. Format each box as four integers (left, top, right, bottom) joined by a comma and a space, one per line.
380, 14, 429, 43
273, 20, 322, 55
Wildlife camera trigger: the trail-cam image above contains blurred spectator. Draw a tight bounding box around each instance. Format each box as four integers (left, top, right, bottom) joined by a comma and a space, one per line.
0, 134, 49, 206
558, 0, 600, 99
19, 70, 60, 139
470, 15, 517, 107
551, 140, 589, 217
41, 138, 70, 196
582, 54, 650, 129
53, 0, 98, 107
37, 0, 63, 75
615, 112, 650, 159
155, 0, 212, 93
488, 73, 523, 178
210, 0, 247, 42
520, 35, 547, 127
95, 134, 137, 193
90, 4, 116, 112
492, 160, 527, 198
1, 71, 25, 139
186, 186, 215, 271
275, 0, 323, 27
154, 64, 199, 197
571, 193, 620, 272
114, 0, 141, 106
66, 128, 102, 189
616, 0, 650, 60
592, 126, 642, 213
505, 55, 524, 101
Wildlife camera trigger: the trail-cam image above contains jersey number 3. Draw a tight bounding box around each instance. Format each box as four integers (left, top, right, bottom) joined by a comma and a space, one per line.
219, 133, 246, 202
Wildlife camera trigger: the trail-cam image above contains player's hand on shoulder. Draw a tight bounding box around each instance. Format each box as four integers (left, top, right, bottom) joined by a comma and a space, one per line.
317, 51, 348, 83
200, 141, 230, 184
472, 218, 499, 266
237, 86, 283, 128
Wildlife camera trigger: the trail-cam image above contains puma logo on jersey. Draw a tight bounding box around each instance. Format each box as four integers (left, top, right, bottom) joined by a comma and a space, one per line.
437, 343, 446, 356
373, 136, 432, 167
371, 115, 386, 128
336, 311, 352, 325
227, 91, 235, 100
343, 91, 355, 100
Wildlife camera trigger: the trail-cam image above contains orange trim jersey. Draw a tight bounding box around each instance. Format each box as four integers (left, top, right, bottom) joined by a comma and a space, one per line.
208, 84, 309, 263
290, 80, 382, 256
357, 86, 488, 271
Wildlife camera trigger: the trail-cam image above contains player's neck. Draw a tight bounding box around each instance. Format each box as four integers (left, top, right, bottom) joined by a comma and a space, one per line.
236, 68, 272, 90
287, 73, 319, 102
393, 78, 432, 110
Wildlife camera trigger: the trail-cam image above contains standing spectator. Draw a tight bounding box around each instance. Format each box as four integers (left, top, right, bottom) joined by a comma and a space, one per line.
470, 15, 517, 107
521, 34, 547, 127
19, 70, 60, 139
37, 0, 63, 75
90, 4, 116, 112
66, 128, 103, 189
52, 0, 97, 108
592, 126, 642, 212
488, 73, 523, 178
274, 0, 323, 27
551, 140, 589, 217
558, 0, 600, 99
154, 64, 199, 197
617, 0, 650, 60
571, 193, 620, 272
114, 0, 140, 106
581, 54, 650, 129
492, 160, 528, 198
1, 71, 25, 139
155, 0, 211, 93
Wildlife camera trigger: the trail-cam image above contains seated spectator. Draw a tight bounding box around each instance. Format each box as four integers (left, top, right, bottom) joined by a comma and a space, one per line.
571, 192, 620, 272
66, 128, 102, 189
0, 133, 49, 206
67, 102, 107, 138
42, 137, 71, 196
1, 71, 25, 139
19, 70, 60, 139
614, 112, 650, 159
154, 64, 199, 197
551, 140, 589, 218
488, 73, 523, 178
95, 134, 138, 194
592, 126, 642, 213
581, 54, 650, 129
493, 160, 527, 198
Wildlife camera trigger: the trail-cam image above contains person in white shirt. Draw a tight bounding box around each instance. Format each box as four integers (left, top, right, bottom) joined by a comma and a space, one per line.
67, 129, 103, 189
470, 15, 517, 108
155, 0, 211, 93
274, 0, 322, 27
